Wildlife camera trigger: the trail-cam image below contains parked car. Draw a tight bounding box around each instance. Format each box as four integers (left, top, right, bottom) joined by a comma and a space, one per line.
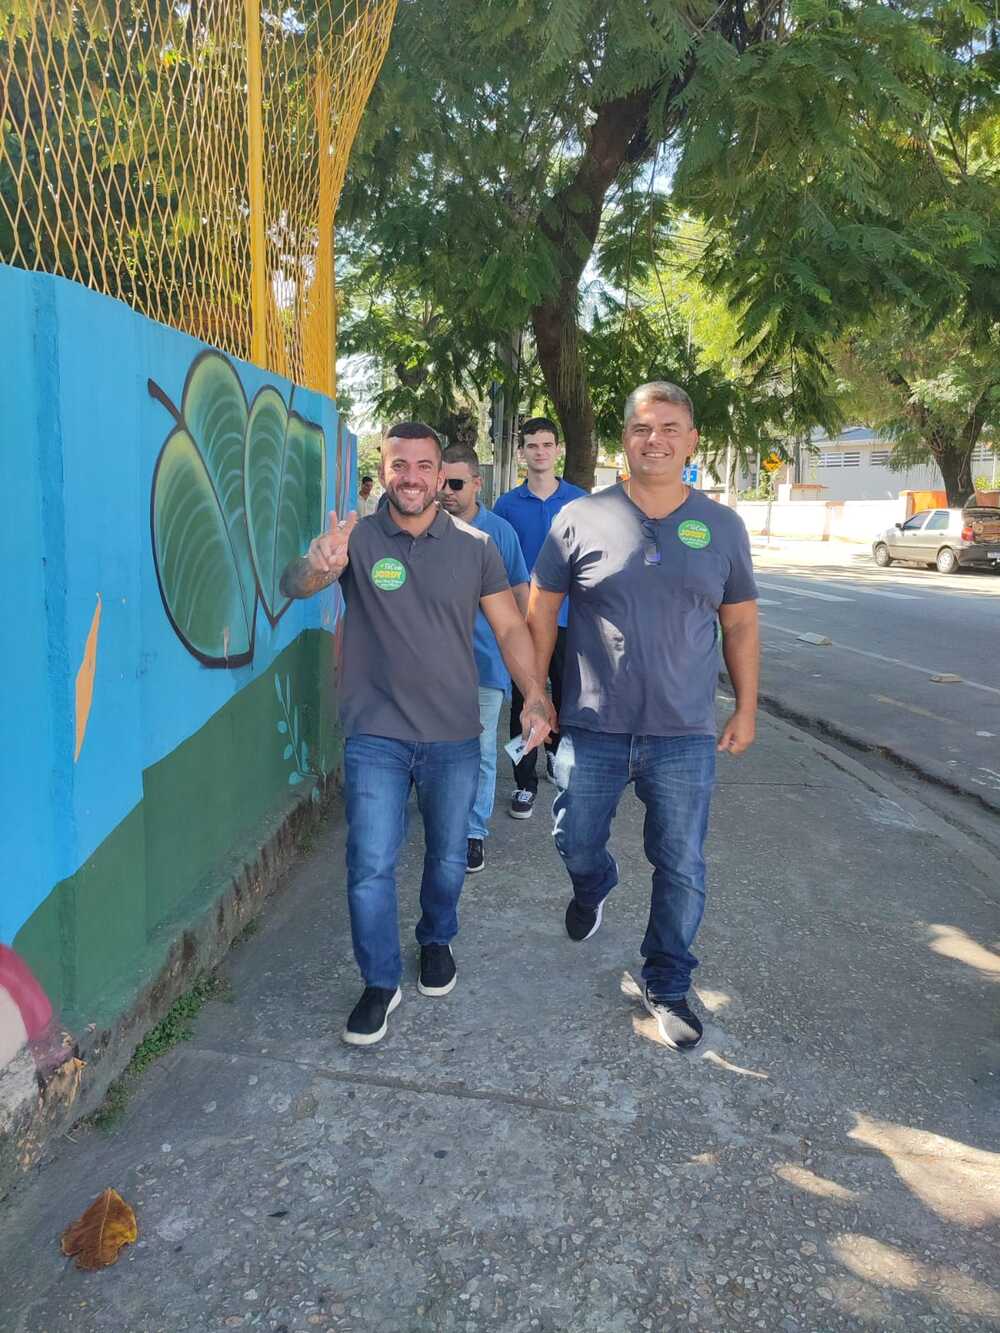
872, 506, 1000, 574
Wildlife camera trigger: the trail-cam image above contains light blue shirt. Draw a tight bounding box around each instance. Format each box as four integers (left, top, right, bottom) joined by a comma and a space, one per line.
470, 505, 529, 693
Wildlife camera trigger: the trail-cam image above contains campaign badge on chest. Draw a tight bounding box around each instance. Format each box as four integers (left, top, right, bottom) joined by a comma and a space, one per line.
370, 557, 407, 590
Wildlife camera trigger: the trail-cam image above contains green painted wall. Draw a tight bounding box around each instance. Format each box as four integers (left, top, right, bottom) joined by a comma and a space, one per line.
13, 631, 339, 1027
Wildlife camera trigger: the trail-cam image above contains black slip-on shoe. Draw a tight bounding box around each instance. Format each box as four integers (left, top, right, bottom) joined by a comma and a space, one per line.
342, 986, 401, 1046
418, 943, 457, 996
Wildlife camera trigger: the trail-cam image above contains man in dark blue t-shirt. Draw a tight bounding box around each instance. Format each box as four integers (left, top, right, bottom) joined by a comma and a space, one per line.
493, 417, 586, 820
529, 383, 760, 1053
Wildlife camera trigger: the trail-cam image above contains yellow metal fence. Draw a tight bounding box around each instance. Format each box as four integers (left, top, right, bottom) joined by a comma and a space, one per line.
0, 0, 396, 395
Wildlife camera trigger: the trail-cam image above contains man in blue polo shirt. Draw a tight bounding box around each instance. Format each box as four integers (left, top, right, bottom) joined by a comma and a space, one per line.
493, 417, 586, 819
439, 446, 530, 873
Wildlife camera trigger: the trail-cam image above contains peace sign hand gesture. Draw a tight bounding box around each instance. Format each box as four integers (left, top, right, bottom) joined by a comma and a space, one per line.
307, 510, 357, 581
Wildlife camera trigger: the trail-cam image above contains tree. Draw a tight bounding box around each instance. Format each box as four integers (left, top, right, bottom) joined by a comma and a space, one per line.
339, 0, 984, 488
675, 1, 1000, 502
831, 317, 1000, 502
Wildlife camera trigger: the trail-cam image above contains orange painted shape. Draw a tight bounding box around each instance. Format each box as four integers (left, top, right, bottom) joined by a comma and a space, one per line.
74, 593, 102, 762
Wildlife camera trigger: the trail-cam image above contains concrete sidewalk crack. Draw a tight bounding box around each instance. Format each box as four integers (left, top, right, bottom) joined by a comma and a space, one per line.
186, 1040, 600, 1118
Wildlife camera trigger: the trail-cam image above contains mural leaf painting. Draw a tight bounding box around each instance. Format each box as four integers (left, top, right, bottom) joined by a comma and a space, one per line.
274, 673, 325, 795
245, 387, 326, 625
150, 352, 257, 666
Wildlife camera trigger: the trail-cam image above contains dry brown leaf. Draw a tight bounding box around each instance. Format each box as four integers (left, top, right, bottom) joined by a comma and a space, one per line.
61, 1188, 138, 1270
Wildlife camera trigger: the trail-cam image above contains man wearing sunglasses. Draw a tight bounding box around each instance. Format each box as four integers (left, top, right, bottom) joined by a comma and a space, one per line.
438, 446, 530, 874
528, 383, 759, 1052
280, 422, 552, 1046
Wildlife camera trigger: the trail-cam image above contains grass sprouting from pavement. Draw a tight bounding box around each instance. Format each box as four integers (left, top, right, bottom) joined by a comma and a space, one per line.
84, 971, 231, 1132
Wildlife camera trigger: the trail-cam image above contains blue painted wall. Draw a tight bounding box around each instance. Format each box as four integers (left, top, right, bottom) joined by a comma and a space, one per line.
0, 265, 353, 951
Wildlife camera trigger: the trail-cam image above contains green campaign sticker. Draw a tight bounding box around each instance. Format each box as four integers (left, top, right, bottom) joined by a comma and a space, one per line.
370, 557, 407, 590
677, 519, 712, 550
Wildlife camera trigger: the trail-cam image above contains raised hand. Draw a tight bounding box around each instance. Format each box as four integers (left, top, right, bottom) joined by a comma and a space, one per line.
280, 510, 358, 600
306, 510, 357, 580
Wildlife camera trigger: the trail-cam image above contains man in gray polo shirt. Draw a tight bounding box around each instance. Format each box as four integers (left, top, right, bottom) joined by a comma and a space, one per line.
529, 382, 759, 1052
281, 422, 552, 1046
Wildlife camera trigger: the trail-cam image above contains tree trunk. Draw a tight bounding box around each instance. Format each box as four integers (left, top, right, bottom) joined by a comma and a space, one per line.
531, 296, 597, 489
933, 441, 975, 507
529, 89, 660, 490
924, 396, 989, 506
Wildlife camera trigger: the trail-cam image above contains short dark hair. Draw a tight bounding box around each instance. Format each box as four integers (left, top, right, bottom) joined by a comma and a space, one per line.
384, 420, 442, 455
519, 416, 559, 446
441, 444, 480, 477
360, 475, 373, 484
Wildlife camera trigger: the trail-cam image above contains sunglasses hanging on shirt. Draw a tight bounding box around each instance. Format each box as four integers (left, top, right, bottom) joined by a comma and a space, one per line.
640, 518, 662, 566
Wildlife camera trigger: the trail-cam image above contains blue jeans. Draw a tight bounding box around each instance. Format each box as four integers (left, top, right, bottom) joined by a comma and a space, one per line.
552, 727, 716, 999
469, 686, 505, 840
344, 734, 480, 988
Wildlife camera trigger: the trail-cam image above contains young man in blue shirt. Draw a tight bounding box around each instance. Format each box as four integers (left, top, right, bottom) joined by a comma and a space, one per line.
439, 446, 530, 872
492, 418, 586, 819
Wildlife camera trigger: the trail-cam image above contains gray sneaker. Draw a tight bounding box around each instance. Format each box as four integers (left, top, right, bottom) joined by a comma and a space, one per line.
641, 988, 703, 1051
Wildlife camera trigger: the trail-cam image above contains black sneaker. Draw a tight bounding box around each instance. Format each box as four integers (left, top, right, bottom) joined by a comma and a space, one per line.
509, 789, 536, 819
418, 944, 457, 997
641, 988, 703, 1051
565, 897, 604, 942
544, 751, 557, 785
342, 986, 401, 1047
466, 838, 485, 874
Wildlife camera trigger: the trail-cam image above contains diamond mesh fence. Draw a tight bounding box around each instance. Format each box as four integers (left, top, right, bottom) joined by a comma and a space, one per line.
1, 0, 396, 393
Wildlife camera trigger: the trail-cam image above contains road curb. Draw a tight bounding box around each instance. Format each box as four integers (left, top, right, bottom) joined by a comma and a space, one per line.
754, 689, 1000, 820
753, 703, 1000, 898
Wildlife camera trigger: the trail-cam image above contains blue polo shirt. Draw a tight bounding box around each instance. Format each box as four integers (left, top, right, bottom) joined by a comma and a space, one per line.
493, 478, 587, 628
470, 505, 530, 693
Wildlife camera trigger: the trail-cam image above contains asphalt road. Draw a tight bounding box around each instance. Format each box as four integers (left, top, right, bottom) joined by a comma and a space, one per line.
748, 540, 1000, 812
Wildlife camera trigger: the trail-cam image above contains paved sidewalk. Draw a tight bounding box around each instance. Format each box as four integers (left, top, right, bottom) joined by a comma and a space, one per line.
1, 710, 998, 1332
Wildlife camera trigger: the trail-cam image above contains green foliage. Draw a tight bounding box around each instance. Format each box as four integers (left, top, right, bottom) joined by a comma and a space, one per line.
830, 312, 1000, 499
338, 0, 998, 488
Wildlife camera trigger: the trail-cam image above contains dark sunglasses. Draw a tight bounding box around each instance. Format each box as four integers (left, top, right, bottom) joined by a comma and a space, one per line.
443, 478, 471, 491
640, 518, 661, 566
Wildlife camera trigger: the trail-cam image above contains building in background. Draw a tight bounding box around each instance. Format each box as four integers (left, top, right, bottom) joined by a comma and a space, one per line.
693, 427, 997, 504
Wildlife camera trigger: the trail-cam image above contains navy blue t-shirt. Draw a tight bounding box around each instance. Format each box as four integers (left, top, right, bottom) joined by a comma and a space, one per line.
533, 487, 758, 737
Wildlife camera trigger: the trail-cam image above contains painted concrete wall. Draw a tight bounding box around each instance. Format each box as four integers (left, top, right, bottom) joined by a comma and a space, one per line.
0, 266, 353, 1067
733, 498, 908, 543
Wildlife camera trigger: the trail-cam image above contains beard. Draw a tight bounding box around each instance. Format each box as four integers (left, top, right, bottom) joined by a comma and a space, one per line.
386, 480, 437, 516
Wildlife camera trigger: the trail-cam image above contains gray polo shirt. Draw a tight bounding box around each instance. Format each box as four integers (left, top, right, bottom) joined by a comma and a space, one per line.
338, 506, 510, 742
533, 487, 758, 737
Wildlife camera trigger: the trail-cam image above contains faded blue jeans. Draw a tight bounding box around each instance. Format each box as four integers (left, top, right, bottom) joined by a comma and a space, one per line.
469, 686, 505, 841
344, 734, 480, 989
552, 727, 716, 999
